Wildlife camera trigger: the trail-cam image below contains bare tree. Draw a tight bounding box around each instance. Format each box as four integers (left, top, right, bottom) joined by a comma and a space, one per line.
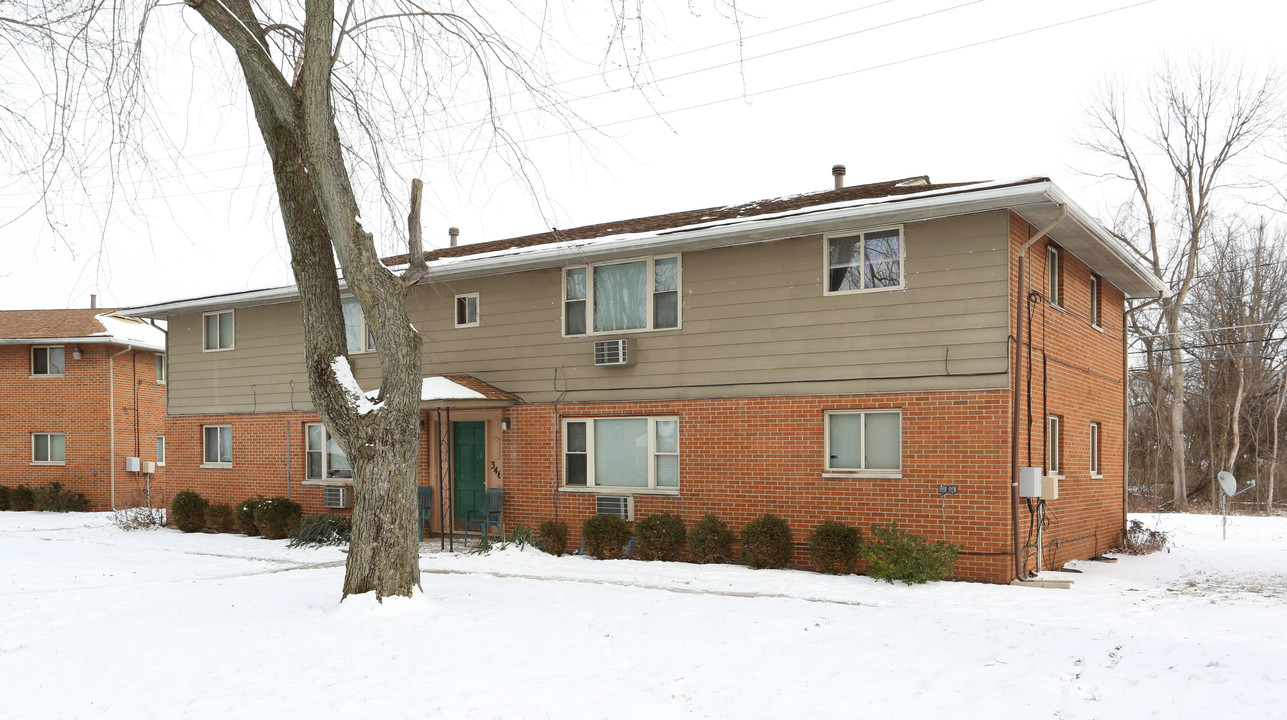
3, 1, 740, 599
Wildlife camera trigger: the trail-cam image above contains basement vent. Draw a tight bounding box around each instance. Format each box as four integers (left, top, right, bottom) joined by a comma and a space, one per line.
593, 338, 633, 366
595, 495, 634, 521
322, 486, 350, 509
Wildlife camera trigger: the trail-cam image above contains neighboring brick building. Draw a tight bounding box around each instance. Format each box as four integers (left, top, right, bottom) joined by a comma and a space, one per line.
124, 172, 1165, 582
0, 306, 167, 509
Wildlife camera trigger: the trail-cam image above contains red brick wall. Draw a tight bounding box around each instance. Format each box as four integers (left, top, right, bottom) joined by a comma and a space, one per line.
0, 344, 167, 510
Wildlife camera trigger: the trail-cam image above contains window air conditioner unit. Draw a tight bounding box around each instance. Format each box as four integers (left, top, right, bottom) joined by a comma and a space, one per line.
322, 486, 350, 509
593, 338, 633, 366
595, 495, 634, 521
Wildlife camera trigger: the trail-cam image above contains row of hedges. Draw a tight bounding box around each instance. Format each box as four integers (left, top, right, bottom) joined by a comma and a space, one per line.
534, 512, 960, 584
171, 491, 305, 540
0, 483, 89, 512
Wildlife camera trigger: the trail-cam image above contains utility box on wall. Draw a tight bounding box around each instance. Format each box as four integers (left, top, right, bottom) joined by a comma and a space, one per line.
1041, 475, 1060, 501
125, 456, 140, 472
1018, 467, 1043, 498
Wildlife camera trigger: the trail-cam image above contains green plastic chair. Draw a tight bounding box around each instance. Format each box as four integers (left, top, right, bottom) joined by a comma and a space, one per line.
417, 486, 433, 541
465, 488, 504, 542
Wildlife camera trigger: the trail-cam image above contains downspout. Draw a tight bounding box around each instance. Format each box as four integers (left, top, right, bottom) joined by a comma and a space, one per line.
108, 345, 135, 510
1010, 204, 1066, 580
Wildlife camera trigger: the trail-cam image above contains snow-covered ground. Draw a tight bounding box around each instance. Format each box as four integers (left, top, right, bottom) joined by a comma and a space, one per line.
2, 512, 1285, 719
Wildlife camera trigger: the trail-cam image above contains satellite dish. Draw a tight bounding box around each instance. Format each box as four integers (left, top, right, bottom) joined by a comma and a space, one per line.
1217, 471, 1237, 497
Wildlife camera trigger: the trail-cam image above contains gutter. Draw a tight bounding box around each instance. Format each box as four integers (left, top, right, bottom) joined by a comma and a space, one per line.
108, 345, 135, 510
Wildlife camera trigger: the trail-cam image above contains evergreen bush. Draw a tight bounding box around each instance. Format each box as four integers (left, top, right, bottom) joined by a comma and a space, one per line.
290, 513, 351, 547
634, 512, 687, 561
171, 491, 209, 533
582, 513, 632, 559
740, 513, 794, 569
861, 522, 961, 585
253, 496, 303, 540
10, 484, 36, 511
0, 485, 10, 511
33, 482, 89, 512
204, 503, 236, 533
687, 513, 735, 564
535, 520, 569, 556
236, 496, 264, 536
807, 520, 862, 574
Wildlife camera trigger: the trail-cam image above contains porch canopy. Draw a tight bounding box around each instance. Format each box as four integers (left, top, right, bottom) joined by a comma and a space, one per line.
416, 374, 519, 409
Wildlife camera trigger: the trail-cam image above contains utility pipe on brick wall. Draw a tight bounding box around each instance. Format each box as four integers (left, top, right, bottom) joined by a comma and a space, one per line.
108, 345, 135, 510
1009, 205, 1066, 580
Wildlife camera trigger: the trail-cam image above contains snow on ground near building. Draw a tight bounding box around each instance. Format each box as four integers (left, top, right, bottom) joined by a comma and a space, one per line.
1, 512, 1285, 719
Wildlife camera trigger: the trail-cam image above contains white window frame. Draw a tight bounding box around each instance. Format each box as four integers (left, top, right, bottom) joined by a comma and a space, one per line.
31, 345, 66, 377
1047, 414, 1063, 477
560, 416, 680, 493
1047, 245, 1063, 308
823, 409, 903, 478
1089, 422, 1101, 478
202, 310, 235, 352
340, 296, 376, 353
31, 432, 66, 465
823, 225, 906, 296
304, 422, 353, 484
562, 255, 681, 337
156, 354, 167, 384
455, 293, 480, 328
156, 436, 166, 467
1089, 275, 1102, 329
201, 425, 232, 468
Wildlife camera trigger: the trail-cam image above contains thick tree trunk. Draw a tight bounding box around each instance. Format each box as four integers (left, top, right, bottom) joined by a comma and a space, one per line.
1168, 341, 1187, 508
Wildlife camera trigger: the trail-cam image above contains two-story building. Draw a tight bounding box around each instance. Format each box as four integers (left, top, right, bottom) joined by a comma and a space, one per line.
123, 173, 1165, 582
0, 306, 167, 509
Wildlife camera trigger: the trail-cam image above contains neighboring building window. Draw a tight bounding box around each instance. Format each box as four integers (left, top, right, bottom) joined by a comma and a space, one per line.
1047, 246, 1063, 307
156, 436, 166, 467
1089, 275, 1101, 328
1047, 415, 1062, 476
32, 346, 65, 376
825, 227, 904, 293
203, 310, 234, 351
825, 410, 902, 474
563, 256, 680, 335
306, 423, 352, 480
203, 425, 232, 466
156, 354, 167, 383
563, 417, 679, 490
32, 432, 66, 464
455, 293, 479, 328
1089, 422, 1101, 477
341, 296, 376, 353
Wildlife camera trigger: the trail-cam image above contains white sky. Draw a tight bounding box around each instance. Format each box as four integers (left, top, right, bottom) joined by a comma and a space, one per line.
1, 0, 1282, 311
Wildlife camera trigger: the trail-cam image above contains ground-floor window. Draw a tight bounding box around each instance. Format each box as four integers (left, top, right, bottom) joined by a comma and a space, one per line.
156, 436, 166, 466
32, 432, 66, 464
1089, 422, 1101, 477
824, 410, 901, 475
1047, 415, 1063, 476
563, 416, 679, 490
203, 425, 232, 466
306, 423, 352, 480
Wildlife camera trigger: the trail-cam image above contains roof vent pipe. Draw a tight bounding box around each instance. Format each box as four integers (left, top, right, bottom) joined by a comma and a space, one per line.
90, 294, 97, 309
449, 227, 459, 247
832, 165, 846, 190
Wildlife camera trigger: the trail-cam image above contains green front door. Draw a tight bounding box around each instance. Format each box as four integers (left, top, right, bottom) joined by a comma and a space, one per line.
453, 421, 486, 520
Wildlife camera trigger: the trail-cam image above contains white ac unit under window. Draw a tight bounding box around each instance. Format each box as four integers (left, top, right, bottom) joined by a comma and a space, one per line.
595, 495, 634, 521
593, 338, 633, 366
322, 486, 350, 509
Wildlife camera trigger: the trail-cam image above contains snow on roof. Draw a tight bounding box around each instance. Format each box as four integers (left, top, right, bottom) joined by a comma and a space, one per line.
94, 313, 166, 351
419, 376, 486, 401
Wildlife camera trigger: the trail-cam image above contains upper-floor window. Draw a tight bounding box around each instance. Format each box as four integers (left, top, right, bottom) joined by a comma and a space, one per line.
1047, 246, 1063, 307
1089, 275, 1101, 328
1047, 414, 1063, 476
32, 345, 65, 376
563, 416, 679, 491
455, 293, 480, 328
825, 227, 904, 294
306, 423, 352, 481
825, 410, 902, 475
341, 296, 375, 353
203, 310, 234, 351
156, 354, 167, 383
203, 425, 232, 467
564, 256, 680, 336
32, 432, 66, 465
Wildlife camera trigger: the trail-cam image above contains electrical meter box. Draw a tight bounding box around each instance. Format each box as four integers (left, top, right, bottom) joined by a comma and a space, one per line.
1019, 467, 1043, 498
125, 456, 140, 472
1041, 475, 1060, 501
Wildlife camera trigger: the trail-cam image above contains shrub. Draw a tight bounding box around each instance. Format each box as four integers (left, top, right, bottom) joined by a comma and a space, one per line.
0, 486, 10, 511
582, 513, 632, 560
236, 496, 265, 536
688, 513, 735, 564
740, 514, 794, 569
170, 491, 209, 533
112, 506, 166, 531
807, 520, 862, 574
32, 482, 89, 512
205, 503, 237, 533
290, 514, 351, 548
10, 484, 35, 512
536, 520, 569, 556
861, 522, 961, 585
1115, 519, 1169, 555
254, 496, 303, 540
635, 512, 687, 562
